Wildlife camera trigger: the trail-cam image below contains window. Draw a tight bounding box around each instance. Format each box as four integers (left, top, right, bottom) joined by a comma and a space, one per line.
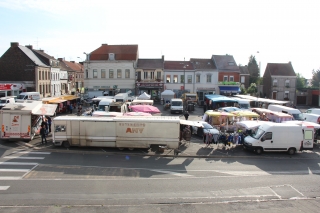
109, 69, 114, 78
144, 72, 148, 79
262, 132, 272, 140
196, 75, 200, 83
229, 76, 234, 82
150, 72, 154, 79
273, 79, 278, 87
157, 72, 161, 80
285, 79, 290, 87
86, 70, 88, 78
101, 69, 106, 78
181, 75, 185, 83
55, 125, 66, 132
39, 71, 41, 80
117, 69, 122, 78
93, 69, 97, 78
223, 76, 228, 81
241, 76, 245, 83
228, 62, 235, 66
285, 91, 289, 99
304, 130, 313, 140
206, 74, 212, 83
125, 69, 130, 78
187, 75, 192, 83
166, 75, 171, 83
173, 75, 178, 83
137, 71, 141, 80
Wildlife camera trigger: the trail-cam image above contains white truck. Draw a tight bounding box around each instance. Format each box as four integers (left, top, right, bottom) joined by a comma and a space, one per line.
0, 101, 57, 141
114, 93, 128, 102
52, 116, 180, 149
170, 98, 184, 114
243, 122, 314, 155
268, 104, 303, 120
0, 96, 16, 109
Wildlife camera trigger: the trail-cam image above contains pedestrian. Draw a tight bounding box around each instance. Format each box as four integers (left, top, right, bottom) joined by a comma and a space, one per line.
78, 104, 82, 115
41, 116, 48, 135
184, 111, 189, 120
203, 101, 207, 113
40, 124, 47, 144
69, 104, 73, 114
46, 116, 52, 133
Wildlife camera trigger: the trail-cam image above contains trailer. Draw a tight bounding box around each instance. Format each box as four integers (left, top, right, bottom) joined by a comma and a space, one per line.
52, 116, 180, 150
0, 101, 57, 141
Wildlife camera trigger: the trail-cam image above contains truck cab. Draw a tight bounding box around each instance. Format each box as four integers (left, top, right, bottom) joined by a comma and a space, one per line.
0, 96, 16, 109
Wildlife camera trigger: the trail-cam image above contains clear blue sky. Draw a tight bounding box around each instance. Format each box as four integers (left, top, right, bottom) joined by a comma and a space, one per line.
0, 0, 319, 79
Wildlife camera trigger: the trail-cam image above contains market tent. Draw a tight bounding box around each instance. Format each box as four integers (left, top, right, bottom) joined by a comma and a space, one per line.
282, 120, 320, 128
204, 111, 234, 125
231, 111, 260, 118
161, 90, 175, 101
129, 105, 160, 113
205, 94, 237, 103
138, 92, 151, 100
33, 104, 58, 116
236, 120, 272, 130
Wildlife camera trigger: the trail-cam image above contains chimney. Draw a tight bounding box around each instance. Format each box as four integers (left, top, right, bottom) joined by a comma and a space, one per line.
10, 42, 19, 47
25, 45, 33, 50
58, 58, 65, 61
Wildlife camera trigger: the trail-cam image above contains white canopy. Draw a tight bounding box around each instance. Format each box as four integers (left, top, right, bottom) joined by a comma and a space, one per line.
138, 92, 151, 100
161, 90, 175, 95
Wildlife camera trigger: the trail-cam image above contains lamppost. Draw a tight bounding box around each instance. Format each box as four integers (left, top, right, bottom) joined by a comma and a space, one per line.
183, 64, 189, 93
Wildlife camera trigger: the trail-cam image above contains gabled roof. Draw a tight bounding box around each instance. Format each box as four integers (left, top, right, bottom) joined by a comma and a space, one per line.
63, 61, 83, 72
90, 44, 138, 61
164, 61, 194, 70
19, 45, 49, 67
33, 49, 55, 60
137, 58, 164, 69
239, 65, 250, 75
190, 58, 217, 69
58, 58, 73, 71
211, 55, 239, 71
265, 63, 296, 76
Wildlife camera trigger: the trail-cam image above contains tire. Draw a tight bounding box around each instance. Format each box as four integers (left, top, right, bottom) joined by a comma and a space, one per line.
62, 141, 70, 148
128, 147, 134, 151
255, 147, 263, 155
288, 148, 296, 155
118, 147, 124, 151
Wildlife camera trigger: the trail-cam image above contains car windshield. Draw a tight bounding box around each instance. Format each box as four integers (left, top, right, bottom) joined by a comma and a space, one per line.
17, 95, 26, 99
239, 104, 249, 109
252, 128, 265, 139
202, 123, 213, 129
292, 113, 304, 121
0, 100, 6, 103
171, 101, 182, 106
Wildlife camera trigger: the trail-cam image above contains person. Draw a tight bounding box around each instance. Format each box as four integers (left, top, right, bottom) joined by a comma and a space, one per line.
46, 116, 52, 133
203, 101, 207, 113
78, 104, 82, 115
184, 111, 189, 120
41, 117, 48, 135
40, 124, 47, 144
69, 104, 73, 114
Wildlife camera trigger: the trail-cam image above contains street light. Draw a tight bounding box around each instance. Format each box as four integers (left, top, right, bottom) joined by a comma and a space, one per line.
183, 64, 189, 93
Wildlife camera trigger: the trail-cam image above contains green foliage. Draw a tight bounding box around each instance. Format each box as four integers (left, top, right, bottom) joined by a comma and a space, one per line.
247, 83, 257, 94
311, 69, 320, 87
296, 73, 305, 88
247, 55, 260, 85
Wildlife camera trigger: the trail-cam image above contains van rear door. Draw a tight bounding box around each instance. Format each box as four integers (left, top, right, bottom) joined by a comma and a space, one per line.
302, 128, 314, 150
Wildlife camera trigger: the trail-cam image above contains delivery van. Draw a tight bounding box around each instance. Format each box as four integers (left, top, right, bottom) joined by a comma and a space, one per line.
243, 122, 314, 155
52, 116, 180, 150
170, 98, 184, 114
302, 113, 320, 124
16, 92, 41, 101
268, 104, 303, 120
0, 96, 16, 109
114, 93, 128, 102
304, 108, 320, 115
97, 99, 115, 111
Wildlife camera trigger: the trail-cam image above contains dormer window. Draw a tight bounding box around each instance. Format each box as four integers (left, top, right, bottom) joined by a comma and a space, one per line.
228, 62, 235, 66
109, 53, 115, 60
273, 79, 278, 87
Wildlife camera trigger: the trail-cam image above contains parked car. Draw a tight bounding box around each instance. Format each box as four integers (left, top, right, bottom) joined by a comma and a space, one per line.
218, 107, 242, 113
191, 121, 219, 142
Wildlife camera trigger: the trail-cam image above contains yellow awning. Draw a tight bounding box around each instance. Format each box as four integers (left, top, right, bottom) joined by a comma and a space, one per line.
231, 111, 260, 118
60, 95, 78, 101
49, 99, 67, 104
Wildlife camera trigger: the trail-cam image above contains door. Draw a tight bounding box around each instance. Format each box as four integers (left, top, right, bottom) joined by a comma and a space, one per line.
260, 132, 274, 151
303, 129, 314, 149
272, 92, 277, 99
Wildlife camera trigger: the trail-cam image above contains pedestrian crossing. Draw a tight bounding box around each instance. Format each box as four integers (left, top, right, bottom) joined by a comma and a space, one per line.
0, 150, 51, 190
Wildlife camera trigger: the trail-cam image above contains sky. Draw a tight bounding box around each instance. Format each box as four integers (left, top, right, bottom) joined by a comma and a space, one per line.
0, 0, 319, 79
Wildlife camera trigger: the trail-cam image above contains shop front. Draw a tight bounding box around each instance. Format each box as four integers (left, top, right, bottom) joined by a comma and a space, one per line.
0, 83, 25, 97
218, 86, 240, 96
196, 87, 216, 106
136, 82, 164, 102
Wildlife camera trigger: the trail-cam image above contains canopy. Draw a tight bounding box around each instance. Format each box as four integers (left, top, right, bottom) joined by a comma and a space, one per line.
138, 92, 151, 100
123, 112, 152, 116
129, 105, 160, 113
48, 99, 67, 104
205, 111, 234, 117
282, 120, 320, 128
33, 104, 58, 116
60, 95, 78, 101
236, 120, 272, 130
231, 111, 260, 118
234, 95, 289, 104
161, 90, 175, 95
205, 94, 237, 103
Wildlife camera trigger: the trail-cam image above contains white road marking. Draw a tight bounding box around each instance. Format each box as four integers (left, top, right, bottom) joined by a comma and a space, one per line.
149, 169, 193, 177
0, 177, 21, 180
16, 151, 51, 155
0, 186, 10, 190
0, 169, 30, 172
0, 162, 38, 165
3, 156, 45, 160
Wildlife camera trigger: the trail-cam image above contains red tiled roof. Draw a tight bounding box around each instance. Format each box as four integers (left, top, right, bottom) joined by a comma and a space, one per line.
63, 61, 83, 72
266, 63, 296, 76
190, 58, 216, 69
164, 61, 194, 70
90, 44, 138, 60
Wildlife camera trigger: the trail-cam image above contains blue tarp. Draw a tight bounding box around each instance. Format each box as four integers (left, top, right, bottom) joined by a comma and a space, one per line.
204, 94, 237, 103
218, 86, 240, 93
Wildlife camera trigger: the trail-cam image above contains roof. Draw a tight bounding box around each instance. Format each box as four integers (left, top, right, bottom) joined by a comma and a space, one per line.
190, 58, 217, 69
265, 63, 296, 76
58, 59, 73, 71
90, 44, 138, 61
63, 61, 83, 72
32, 49, 55, 60
239, 65, 250, 75
18, 46, 49, 67
137, 58, 164, 69
211, 55, 239, 71
164, 61, 194, 70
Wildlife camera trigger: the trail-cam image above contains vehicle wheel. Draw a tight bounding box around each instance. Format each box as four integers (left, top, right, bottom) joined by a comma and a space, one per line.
128, 147, 134, 151
255, 147, 263, 155
170, 111, 173, 114
118, 147, 124, 151
288, 148, 296, 155
63, 141, 70, 148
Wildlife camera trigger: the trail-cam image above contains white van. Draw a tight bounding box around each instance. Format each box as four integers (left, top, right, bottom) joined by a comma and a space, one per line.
170, 98, 183, 114
305, 108, 320, 115
268, 104, 303, 120
302, 113, 320, 124
231, 97, 251, 110
16, 92, 41, 101
97, 99, 115, 111
114, 93, 128, 102
244, 122, 314, 155
0, 96, 16, 109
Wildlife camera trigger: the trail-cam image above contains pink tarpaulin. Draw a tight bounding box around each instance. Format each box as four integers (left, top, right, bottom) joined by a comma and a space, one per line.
123, 112, 152, 116
129, 105, 160, 114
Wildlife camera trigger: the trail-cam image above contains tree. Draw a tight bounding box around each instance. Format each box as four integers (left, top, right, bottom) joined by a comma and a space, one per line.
247, 83, 257, 95
247, 55, 260, 85
311, 69, 320, 87
296, 73, 305, 88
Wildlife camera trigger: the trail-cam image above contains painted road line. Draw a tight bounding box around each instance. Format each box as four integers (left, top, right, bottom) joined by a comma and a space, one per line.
150, 169, 193, 177
15, 151, 51, 155
0, 162, 38, 165
0, 169, 30, 172
0, 186, 10, 190
3, 156, 45, 160
0, 177, 21, 180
